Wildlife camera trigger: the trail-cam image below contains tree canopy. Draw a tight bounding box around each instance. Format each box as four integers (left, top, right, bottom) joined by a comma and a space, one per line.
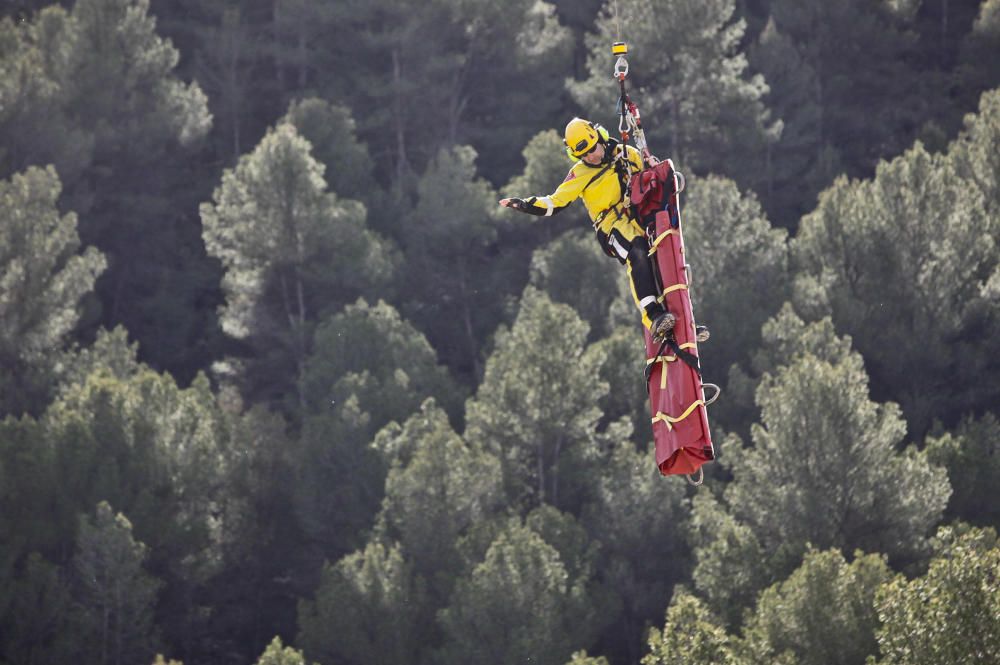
1, 1, 999, 664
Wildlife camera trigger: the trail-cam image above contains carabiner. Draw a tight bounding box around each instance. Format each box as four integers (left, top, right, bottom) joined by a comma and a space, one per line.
613, 55, 629, 79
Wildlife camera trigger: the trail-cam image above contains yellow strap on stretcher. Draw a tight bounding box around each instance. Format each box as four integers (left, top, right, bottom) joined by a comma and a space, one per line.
646, 343, 698, 389
649, 229, 678, 254
657, 283, 687, 306
651, 399, 705, 431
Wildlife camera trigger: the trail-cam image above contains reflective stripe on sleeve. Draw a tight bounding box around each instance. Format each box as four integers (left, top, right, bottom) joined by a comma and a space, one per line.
539, 196, 555, 216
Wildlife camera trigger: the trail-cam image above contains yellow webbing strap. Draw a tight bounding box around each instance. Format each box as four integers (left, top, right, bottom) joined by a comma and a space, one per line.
649, 229, 678, 254
646, 342, 698, 390
657, 283, 687, 305
651, 400, 705, 431
647, 353, 676, 389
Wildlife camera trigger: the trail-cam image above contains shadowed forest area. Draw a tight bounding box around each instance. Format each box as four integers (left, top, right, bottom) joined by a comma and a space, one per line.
1, 0, 999, 664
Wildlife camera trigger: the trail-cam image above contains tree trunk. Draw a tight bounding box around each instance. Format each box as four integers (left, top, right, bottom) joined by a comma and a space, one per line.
391, 47, 409, 192
273, 1, 286, 95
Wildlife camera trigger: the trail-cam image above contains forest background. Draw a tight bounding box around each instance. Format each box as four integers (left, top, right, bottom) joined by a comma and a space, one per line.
1, 0, 999, 664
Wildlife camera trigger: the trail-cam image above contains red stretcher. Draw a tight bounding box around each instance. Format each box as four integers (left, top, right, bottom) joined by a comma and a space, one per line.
630, 160, 718, 483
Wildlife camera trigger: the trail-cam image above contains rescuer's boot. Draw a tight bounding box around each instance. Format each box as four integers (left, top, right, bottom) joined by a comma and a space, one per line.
651, 311, 676, 343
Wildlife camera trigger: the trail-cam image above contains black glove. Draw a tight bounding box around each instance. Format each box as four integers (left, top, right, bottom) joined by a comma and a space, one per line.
509, 197, 534, 211
508, 197, 547, 216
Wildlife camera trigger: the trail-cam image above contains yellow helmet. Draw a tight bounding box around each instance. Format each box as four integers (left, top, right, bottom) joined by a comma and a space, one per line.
564, 117, 604, 158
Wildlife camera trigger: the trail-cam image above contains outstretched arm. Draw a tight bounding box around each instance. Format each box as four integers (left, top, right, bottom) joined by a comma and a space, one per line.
499, 167, 589, 217
498, 197, 549, 216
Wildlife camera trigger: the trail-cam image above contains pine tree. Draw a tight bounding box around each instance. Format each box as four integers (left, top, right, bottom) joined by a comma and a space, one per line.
437, 522, 594, 665
581, 438, 692, 663
569, 0, 778, 192
0, 166, 106, 416
400, 145, 500, 381
294, 301, 463, 562
872, 526, 1000, 665
465, 287, 607, 510
201, 122, 393, 413
298, 542, 427, 665
792, 138, 1000, 436
72, 502, 162, 665
925, 413, 1000, 527
529, 230, 623, 340
693, 308, 950, 621
738, 548, 891, 665
643, 591, 738, 665
1, 0, 217, 379
681, 175, 790, 399
374, 399, 505, 604
255, 637, 312, 665
748, 17, 823, 229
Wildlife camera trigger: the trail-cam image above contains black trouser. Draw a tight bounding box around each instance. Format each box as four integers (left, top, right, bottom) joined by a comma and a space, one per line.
602, 229, 664, 323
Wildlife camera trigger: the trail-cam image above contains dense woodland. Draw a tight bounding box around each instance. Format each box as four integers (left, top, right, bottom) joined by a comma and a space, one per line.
1, 0, 999, 664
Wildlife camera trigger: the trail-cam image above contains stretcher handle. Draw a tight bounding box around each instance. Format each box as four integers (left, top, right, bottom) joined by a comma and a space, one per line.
703, 383, 721, 406
686, 467, 704, 486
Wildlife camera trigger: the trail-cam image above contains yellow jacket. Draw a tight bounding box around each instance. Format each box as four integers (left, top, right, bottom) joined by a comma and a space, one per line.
523, 140, 643, 233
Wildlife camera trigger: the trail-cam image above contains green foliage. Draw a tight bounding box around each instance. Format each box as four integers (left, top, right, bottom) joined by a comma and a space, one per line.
201, 121, 394, 410
570, 0, 777, 190
735, 346, 948, 563
295, 300, 462, 560
643, 591, 738, 665
694, 308, 949, 621
197, 403, 302, 662
0, 553, 77, 665
36, 366, 242, 661
151, 655, 183, 665
581, 438, 692, 662
681, 175, 789, 399
926, 413, 1000, 526
437, 521, 594, 665
956, 6, 1000, 123
765, 0, 925, 188
255, 637, 311, 665
0, 166, 106, 416
793, 137, 1000, 436
55, 325, 142, 394
72, 501, 162, 665
872, 526, 1000, 665
0, 414, 63, 571
0, 0, 217, 380
298, 541, 427, 665
302, 298, 462, 423
465, 286, 607, 510
304, 0, 571, 189
949, 88, 1000, 219
739, 548, 891, 665
375, 399, 505, 602
748, 17, 822, 228
530, 230, 622, 339
282, 97, 374, 207
565, 652, 610, 665
688, 491, 769, 628
398, 144, 501, 380
582, 327, 647, 435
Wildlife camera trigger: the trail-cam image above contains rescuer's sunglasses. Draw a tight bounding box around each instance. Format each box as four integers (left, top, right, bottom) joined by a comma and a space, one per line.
574, 141, 600, 157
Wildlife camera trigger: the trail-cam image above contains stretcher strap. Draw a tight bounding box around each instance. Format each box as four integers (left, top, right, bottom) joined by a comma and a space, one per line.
649, 229, 678, 254
647, 343, 698, 390
651, 399, 705, 431
657, 283, 687, 305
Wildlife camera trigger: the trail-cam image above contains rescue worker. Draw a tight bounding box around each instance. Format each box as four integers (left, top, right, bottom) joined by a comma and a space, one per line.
500, 117, 704, 343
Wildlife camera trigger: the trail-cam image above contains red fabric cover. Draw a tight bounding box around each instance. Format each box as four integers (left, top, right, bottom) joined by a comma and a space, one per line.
631, 161, 715, 476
